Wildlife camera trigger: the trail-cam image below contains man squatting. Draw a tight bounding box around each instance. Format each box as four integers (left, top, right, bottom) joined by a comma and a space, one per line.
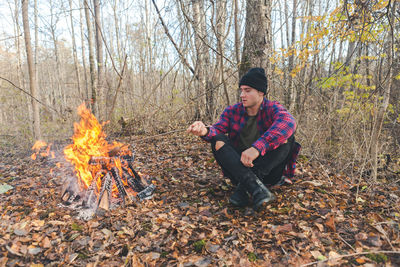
187, 68, 301, 210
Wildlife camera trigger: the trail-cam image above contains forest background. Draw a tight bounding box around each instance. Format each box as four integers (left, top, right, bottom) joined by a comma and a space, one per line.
0, 0, 399, 181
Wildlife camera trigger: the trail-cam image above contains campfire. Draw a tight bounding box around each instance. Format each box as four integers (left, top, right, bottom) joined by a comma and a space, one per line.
32, 103, 154, 218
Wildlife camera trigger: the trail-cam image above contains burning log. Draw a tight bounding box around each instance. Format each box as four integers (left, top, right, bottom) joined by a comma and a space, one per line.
61, 152, 155, 213
32, 104, 155, 220
57, 104, 155, 218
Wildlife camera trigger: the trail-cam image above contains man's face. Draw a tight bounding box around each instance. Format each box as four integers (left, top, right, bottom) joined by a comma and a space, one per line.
240, 85, 264, 108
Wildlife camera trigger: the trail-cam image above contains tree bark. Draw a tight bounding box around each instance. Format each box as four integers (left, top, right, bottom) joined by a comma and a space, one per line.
84, 0, 98, 115
215, 0, 229, 108
239, 0, 272, 88
287, 0, 297, 111
233, 0, 241, 101
68, 0, 82, 99
21, 0, 41, 140
93, 0, 103, 119
49, 0, 65, 112
370, 1, 397, 180
191, 0, 208, 119
34, 0, 38, 91
80, 0, 89, 100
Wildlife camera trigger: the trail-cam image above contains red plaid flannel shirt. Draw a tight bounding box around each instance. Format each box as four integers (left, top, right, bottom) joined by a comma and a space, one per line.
202, 98, 301, 178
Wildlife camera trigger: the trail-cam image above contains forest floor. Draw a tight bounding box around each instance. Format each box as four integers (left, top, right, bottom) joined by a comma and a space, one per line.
0, 133, 400, 266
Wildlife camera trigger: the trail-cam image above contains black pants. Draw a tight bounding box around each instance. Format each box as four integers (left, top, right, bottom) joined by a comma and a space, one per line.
211, 134, 295, 186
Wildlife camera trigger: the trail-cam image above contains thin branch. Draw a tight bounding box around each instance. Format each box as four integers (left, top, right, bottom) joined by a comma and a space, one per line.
337, 233, 356, 252
0, 34, 22, 42
84, 0, 123, 79
107, 54, 128, 121
130, 126, 211, 142
300, 250, 400, 267
0, 76, 64, 119
151, 0, 197, 79
178, 0, 235, 66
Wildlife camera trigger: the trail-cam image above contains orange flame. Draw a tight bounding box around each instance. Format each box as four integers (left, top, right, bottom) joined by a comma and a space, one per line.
31, 140, 52, 160
63, 103, 131, 192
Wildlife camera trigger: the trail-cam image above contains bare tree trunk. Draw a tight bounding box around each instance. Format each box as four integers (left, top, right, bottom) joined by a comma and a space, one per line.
68, 0, 82, 99
93, 0, 103, 119
49, 0, 64, 112
239, 0, 272, 85
191, 0, 207, 119
234, 0, 241, 101
80, 0, 89, 100
21, 0, 41, 140
215, 0, 229, 107
84, 0, 98, 115
197, 0, 213, 120
287, 0, 297, 111
34, 0, 38, 91
12, 0, 24, 88
370, 1, 397, 180
10, 0, 26, 126
112, 0, 122, 65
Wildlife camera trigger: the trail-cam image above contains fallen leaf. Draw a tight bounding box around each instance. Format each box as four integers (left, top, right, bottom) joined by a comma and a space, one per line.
310, 250, 325, 260
325, 214, 336, 232
28, 246, 41, 255
276, 223, 293, 233
41, 236, 51, 248
356, 257, 366, 264
315, 222, 324, 232
328, 251, 341, 266
302, 181, 323, 187
0, 183, 13, 194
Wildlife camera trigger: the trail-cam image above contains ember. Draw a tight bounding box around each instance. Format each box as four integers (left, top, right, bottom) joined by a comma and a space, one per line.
32, 103, 155, 218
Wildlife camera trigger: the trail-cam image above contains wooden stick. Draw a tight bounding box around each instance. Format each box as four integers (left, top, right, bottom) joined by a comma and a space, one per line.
300, 250, 400, 267
130, 125, 212, 142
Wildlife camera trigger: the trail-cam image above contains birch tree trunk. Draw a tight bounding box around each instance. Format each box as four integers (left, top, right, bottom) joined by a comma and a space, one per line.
21, 0, 41, 140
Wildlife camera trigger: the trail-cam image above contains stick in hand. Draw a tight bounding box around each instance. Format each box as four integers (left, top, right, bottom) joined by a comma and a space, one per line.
187, 121, 209, 137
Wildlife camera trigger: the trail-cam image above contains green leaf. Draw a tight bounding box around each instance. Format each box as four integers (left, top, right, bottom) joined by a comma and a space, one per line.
366, 253, 388, 263
71, 223, 83, 232
248, 252, 257, 262
317, 255, 327, 261
193, 240, 206, 253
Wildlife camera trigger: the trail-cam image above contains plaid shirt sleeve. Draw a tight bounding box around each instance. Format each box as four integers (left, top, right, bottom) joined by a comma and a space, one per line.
201, 106, 231, 141
252, 102, 296, 156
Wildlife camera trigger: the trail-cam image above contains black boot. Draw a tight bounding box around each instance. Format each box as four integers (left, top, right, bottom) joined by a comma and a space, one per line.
229, 183, 249, 207
243, 173, 275, 209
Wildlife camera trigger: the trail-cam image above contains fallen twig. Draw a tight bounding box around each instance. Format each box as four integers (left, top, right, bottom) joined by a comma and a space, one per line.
130, 126, 212, 143
300, 250, 400, 266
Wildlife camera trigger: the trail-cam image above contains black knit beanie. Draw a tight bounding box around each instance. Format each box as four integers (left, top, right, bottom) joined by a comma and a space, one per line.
239, 67, 267, 94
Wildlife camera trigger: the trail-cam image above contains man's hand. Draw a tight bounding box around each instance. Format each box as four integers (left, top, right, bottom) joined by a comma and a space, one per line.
187, 121, 208, 137
241, 147, 260, 167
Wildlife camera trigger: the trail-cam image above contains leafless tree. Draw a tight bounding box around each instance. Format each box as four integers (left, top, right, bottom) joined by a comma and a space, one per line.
21, 0, 41, 139
93, 0, 104, 119
84, 0, 98, 115
68, 0, 82, 99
